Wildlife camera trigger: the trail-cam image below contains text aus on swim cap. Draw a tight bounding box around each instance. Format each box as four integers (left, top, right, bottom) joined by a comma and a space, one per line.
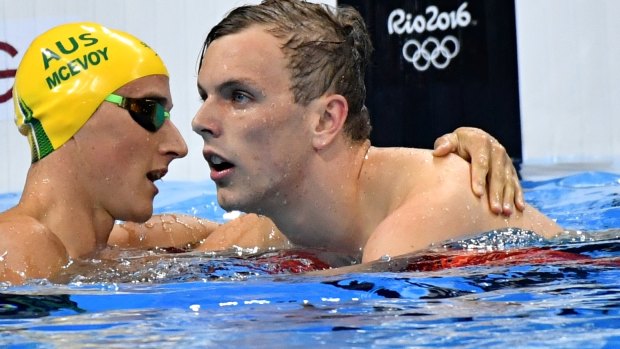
42, 33, 109, 90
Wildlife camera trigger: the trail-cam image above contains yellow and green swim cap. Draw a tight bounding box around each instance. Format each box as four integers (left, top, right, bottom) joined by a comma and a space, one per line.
13, 22, 169, 162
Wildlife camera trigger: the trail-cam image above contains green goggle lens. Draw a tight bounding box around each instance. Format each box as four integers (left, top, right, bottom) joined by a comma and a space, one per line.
104, 93, 170, 132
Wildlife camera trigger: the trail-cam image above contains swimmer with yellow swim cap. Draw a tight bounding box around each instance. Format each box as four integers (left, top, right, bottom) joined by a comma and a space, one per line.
14, 22, 174, 162
0, 22, 189, 284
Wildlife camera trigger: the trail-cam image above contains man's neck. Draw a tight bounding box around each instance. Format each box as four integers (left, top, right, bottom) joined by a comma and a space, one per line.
267, 139, 373, 258
18, 162, 115, 259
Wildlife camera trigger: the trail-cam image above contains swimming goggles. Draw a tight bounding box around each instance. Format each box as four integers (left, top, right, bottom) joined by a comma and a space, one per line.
104, 93, 170, 132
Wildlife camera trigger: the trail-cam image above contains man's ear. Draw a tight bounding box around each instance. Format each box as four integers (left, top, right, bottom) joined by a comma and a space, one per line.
312, 94, 348, 150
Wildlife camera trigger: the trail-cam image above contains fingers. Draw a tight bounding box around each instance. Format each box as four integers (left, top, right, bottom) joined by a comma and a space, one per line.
451, 127, 477, 162
503, 168, 525, 212
487, 148, 526, 216
514, 180, 525, 212
470, 148, 490, 198
434, 128, 484, 194
501, 177, 514, 216
457, 127, 490, 198
453, 127, 524, 215
433, 127, 526, 215
432, 132, 459, 157
486, 142, 507, 214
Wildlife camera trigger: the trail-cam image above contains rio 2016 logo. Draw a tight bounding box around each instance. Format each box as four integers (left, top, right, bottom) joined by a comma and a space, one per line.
387, 2, 472, 72
0, 41, 18, 103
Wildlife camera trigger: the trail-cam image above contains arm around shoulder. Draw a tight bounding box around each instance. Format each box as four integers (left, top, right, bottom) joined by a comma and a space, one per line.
108, 213, 220, 250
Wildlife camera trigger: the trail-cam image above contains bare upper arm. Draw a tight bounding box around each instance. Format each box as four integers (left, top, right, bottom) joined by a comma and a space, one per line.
362, 190, 481, 262
108, 214, 220, 249
362, 191, 562, 263
361, 152, 469, 260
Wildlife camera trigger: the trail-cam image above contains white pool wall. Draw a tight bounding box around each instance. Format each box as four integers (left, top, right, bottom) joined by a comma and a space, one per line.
516, 0, 620, 167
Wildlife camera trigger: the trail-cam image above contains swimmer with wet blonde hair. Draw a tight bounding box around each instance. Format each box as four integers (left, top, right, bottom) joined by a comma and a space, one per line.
186, 0, 561, 262
0, 22, 189, 284
110, 1, 543, 261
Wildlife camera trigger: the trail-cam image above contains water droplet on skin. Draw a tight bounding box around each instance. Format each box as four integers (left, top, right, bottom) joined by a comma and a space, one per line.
268, 227, 277, 239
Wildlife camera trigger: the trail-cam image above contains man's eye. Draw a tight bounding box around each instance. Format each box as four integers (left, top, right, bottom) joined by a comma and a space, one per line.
232, 91, 251, 104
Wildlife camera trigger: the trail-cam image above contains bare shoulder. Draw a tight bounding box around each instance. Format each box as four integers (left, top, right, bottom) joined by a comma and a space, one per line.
361, 149, 561, 262
365, 147, 470, 186
365, 147, 432, 170
0, 212, 68, 284
360, 148, 473, 260
363, 147, 471, 207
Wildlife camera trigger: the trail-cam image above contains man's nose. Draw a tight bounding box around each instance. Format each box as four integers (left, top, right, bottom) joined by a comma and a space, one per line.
192, 100, 220, 140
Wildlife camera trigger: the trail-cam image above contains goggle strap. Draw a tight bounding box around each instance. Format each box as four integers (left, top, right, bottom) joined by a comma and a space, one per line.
104, 94, 124, 106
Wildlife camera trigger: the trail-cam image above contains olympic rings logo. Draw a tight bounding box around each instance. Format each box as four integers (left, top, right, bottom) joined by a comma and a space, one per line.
402, 36, 460, 72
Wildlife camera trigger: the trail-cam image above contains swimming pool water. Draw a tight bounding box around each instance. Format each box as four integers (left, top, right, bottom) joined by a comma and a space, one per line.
1, 170, 619, 348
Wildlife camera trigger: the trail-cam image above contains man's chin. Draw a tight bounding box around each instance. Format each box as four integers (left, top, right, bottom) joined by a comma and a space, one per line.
120, 209, 153, 224
218, 201, 239, 213
218, 196, 247, 214
217, 189, 266, 214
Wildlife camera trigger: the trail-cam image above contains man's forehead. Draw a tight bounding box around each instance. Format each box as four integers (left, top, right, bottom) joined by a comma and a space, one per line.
200, 27, 290, 86
206, 26, 283, 60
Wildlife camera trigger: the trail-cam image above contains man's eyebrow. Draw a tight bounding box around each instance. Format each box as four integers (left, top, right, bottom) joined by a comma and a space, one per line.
217, 78, 258, 91
197, 78, 263, 98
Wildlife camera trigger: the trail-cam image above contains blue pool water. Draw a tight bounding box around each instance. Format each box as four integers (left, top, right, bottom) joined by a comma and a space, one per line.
1, 170, 620, 348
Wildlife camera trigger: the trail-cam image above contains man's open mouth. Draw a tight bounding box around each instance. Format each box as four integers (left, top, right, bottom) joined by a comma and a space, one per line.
208, 154, 234, 172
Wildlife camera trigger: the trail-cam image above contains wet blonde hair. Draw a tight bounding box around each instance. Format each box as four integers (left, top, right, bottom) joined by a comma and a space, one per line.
200, 0, 373, 141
